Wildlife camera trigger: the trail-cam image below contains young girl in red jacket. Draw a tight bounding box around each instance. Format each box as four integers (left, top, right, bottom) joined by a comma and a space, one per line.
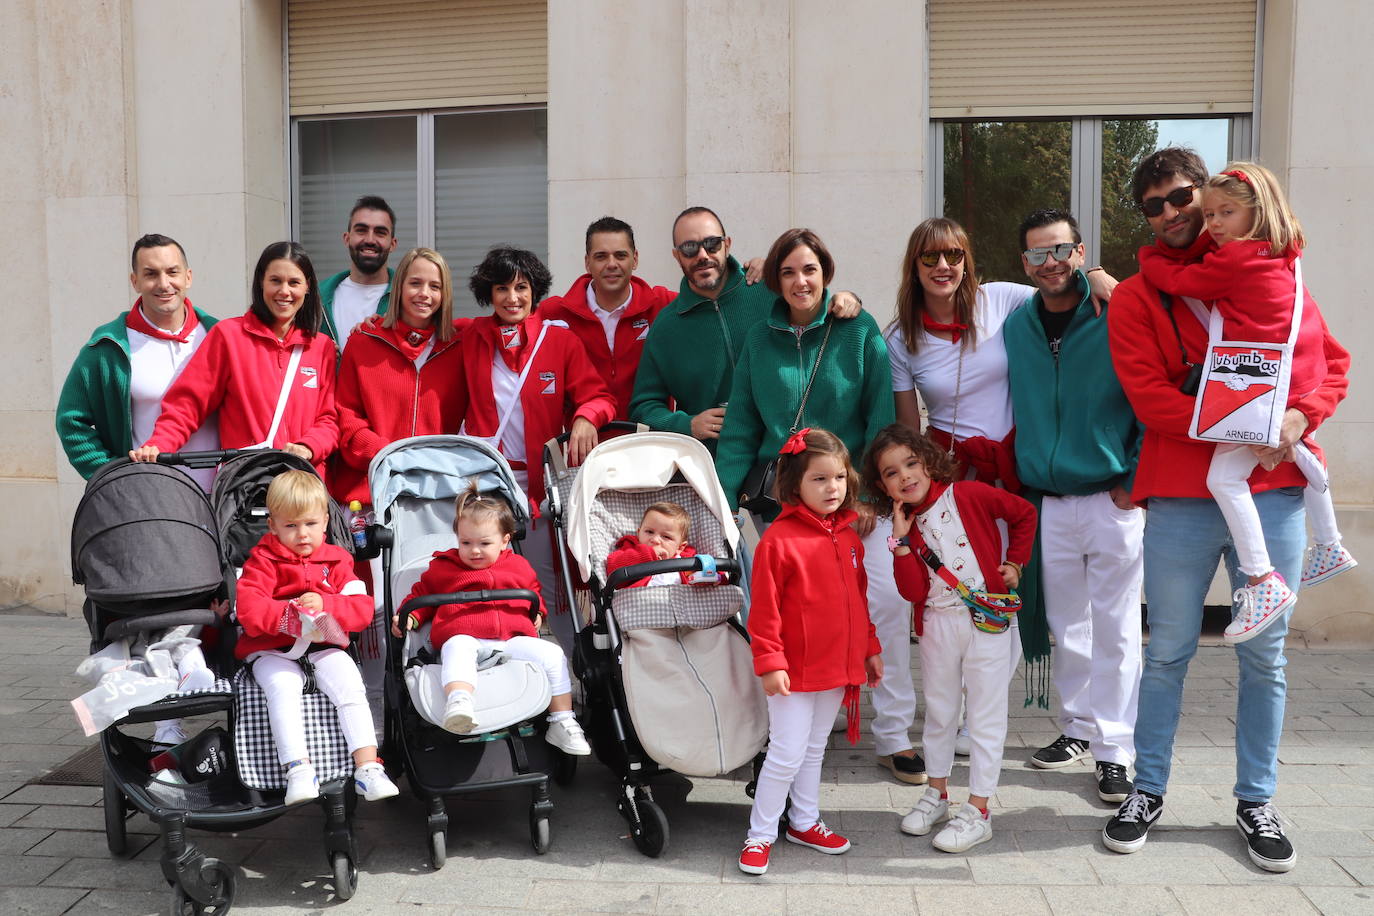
1139, 163, 1354, 643
131, 242, 339, 479
234, 470, 399, 806
862, 424, 1035, 854
392, 482, 590, 756
738, 428, 883, 876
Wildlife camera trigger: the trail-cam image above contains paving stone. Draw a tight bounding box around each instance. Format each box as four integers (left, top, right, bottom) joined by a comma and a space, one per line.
398, 873, 534, 907
783, 882, 914, 913
2, 786, 100, 807
1334, 856, 1374, 886
26, 828, 154, 860
1172, 885, 1318, 915
912, 884, 1050, 915
967, 855, 1098, 885
658, 883, 788, 915
1044, 886, 1184, 914
0, 886, 88, 915
845, 854, 975, 885
1090, 854, 1229, 885
11, 805, 105, 832
525, 878, 658, 913
0, 805, 38, 828
1209, 852, 1358, 886
1299, 886, 1374, 914
0, 854, 66, 886
63, 888, 166, 915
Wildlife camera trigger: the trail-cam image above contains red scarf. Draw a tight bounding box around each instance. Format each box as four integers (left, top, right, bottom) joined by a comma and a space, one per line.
922, 311, 968, 343
487, 318, 527, 372
384, 321, 436, 362
126, 297, 197, 343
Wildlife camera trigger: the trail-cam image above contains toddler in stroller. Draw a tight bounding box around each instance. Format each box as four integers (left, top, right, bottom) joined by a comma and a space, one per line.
235, 469, 399, 804
605, 502, 727, 588
395, 481, 590, 755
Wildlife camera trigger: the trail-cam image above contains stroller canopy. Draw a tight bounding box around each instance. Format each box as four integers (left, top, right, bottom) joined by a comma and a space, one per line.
71, 460, 222, 614
566, 432, 740, 581
211, 450, 349, 568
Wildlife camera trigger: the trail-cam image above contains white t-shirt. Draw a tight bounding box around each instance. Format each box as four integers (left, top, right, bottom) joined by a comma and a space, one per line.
490, 355, 526, 468
333, 278, 389, 349
885, 282, 1032, 441
128, 324, 219, 490
915, 485, 987, 614
587, 285, 631, 352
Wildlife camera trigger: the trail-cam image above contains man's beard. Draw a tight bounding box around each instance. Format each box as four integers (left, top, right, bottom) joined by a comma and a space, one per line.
350, 245, 388, 273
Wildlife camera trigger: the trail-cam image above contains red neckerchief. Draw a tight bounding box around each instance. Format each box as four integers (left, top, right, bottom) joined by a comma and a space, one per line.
922, 311, 968, 343
126, 297, 197, 343
912, 479, 950, 516
384, 320, 435, 362
486, 317, 527, 372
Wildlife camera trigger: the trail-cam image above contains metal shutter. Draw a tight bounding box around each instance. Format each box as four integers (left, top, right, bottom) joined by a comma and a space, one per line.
288, 0, 547, 115
929, 1, 1257, 118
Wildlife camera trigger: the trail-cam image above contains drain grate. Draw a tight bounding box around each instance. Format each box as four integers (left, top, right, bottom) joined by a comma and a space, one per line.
29, 743, 104, 787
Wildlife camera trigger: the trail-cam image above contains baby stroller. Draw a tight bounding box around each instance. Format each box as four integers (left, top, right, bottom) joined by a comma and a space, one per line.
546, 431, 768, 857
370, 434, 566, 869
73, 450, 364, 914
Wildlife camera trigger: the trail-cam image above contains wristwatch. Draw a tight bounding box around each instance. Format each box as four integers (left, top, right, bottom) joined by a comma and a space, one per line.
887, 535, 910, 553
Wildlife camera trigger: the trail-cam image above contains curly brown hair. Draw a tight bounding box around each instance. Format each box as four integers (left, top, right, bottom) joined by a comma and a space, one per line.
860, 423, 958, 515
774, 428, 858, 512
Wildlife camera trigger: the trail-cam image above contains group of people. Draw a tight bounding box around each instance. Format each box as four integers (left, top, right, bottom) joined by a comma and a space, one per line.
55, 147, 1352, 877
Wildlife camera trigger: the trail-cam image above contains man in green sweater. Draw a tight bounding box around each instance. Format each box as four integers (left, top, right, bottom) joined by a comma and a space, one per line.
1003, 208, 1143, 806
630, 207, 860, 452
319, 194, 397, 345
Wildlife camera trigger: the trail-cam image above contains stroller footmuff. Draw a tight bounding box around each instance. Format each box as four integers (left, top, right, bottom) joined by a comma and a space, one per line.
402, 624, 552, 732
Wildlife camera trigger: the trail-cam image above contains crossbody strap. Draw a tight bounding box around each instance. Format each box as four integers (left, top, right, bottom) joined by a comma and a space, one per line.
790, 318, 834, 432
491, 320, 561, 445
262, 345, 303, 449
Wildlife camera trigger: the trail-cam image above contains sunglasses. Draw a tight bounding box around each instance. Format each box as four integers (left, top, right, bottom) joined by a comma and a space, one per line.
1023, 242, 1079, 266
675, 235, 725, 258
1139, 183, 1199, 217
918, 248, 965, 268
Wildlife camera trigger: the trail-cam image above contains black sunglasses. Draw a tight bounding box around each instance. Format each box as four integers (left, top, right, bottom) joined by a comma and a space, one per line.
1139, 183, 1199, 217
675, 235, 726, 258
918, 248, 965, 268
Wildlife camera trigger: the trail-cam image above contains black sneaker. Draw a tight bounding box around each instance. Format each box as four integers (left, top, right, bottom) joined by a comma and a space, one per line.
1031, 734, 1090, 769
877, 751, 928, 785
1236, 801, 1296, 873
1102, 790, 1164, 854
1096, 762, 1133, 803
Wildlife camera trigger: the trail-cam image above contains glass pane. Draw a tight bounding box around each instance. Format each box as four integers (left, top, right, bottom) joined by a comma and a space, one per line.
943, 121, 1071, 283
297, 117, 418, 281
1100, 118, 1231, 280
435, 109, 548, 318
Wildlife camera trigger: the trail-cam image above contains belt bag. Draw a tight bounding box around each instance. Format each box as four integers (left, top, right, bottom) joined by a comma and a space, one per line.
1187, 257, 1303, 449
909, 526, 1021, 635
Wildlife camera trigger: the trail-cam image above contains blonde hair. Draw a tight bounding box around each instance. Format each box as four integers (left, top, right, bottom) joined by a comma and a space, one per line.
1206, 162, 1305, 255
453, 480, 516, 537
642, 502, 690, 541
383, 247, 455, 341
266, 469, 329, 519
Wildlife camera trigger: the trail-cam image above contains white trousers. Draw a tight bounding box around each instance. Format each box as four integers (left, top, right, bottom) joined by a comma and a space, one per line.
252, 649, 376, 765
920, 607, 1017, 798
1039, 491, 1144, 765
862, 517, 917, 755
439, 633, 571, 696
1210, 441, 1336, 576
748, 687, 844, 841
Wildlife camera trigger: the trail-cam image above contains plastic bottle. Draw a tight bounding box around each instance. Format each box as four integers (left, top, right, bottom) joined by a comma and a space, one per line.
348, 500, 368, 551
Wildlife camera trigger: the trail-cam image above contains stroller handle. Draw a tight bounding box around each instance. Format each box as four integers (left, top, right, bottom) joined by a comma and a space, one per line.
398, 589, 541, 621
104, 608, 223, 643
156, 449, 247, 469
603, 555, 740, 596
551, 419, 644, 446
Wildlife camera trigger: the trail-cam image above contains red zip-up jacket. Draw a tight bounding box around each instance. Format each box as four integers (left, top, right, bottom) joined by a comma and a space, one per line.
746, 503, 881, 691
891, 480, 1037, 635
147, 312, 339, 477
453, 314, 616, 508
401, 548, 545, 648
233, 535, 372, 659
605, 536, 701, 586
331, 316, 472, 505
539, 275, 677, 419
1110, 235, 1349, 504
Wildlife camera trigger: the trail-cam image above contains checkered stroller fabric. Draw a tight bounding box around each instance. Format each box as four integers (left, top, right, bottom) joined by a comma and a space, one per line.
232, 662, 353, 790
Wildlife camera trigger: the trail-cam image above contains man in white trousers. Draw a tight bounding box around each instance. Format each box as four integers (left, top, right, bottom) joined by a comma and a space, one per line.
1003, 208, 1144, 803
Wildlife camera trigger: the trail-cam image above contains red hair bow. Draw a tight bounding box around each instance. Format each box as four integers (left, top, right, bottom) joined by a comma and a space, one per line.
779, 428, 812, 455
1222, 168, 1251, 185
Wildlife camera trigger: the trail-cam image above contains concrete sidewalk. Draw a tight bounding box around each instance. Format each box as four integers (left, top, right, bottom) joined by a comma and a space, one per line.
0, 610, 1369, 915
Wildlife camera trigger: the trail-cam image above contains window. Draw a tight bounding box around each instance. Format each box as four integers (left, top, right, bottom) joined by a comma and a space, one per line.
933, 116, 1246, 282
292, 107, 547, 318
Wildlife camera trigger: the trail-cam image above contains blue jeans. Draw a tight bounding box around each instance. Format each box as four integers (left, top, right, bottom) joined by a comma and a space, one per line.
1134, 488, 1305, 803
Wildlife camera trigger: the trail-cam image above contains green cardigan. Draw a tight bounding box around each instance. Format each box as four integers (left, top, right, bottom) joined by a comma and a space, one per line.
629, 256, 774, 450
55, 308, 218, 479
320, 268, 392, 342
715, 293, 895, 514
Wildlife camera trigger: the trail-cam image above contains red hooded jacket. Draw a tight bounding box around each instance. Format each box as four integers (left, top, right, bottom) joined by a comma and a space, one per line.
331, 316, 471, 505
746, 503, 881, 692
539, 275, 676, 419
400, 548, 545, 648
147, 312, 338, 478
233, 535, 372, 659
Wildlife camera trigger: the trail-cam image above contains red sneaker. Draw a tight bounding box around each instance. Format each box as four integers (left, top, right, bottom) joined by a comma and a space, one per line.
785, 820, 851, 854
738, 838, 772, 875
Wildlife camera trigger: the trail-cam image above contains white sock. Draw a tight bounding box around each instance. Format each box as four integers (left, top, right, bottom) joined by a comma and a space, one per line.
547, 710, 573, 723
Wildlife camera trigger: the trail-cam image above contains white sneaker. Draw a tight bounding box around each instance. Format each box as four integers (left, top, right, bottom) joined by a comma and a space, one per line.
1225, 573, 1296, 645
153, 721, 188, 747
442, 691, 477, 734
177, 668, 216, 693
353, 761, 400, 801
283, 762, 319, 806
932, 802, 992, 853
900, 786, 950, 836
545, 718, 591, 756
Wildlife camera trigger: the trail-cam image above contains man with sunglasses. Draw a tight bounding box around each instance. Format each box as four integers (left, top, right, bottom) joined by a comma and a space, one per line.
630, 207, 860, 449
1003, 209, 1143, 807
1101, 148, 1350, 872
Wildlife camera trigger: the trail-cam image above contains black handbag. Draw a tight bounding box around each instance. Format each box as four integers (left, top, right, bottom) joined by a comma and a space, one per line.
737, 319, 834, 515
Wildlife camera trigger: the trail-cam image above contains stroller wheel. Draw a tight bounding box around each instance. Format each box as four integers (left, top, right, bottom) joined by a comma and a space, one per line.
551, 750, 578, 787
428, 828, 446, 870
744, 779, 757, 799
630, 798, 669, 858
102, 770, 128, 857
529, 807, 552, 855
331, 852, 357, 901
170, 858, 235, 915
